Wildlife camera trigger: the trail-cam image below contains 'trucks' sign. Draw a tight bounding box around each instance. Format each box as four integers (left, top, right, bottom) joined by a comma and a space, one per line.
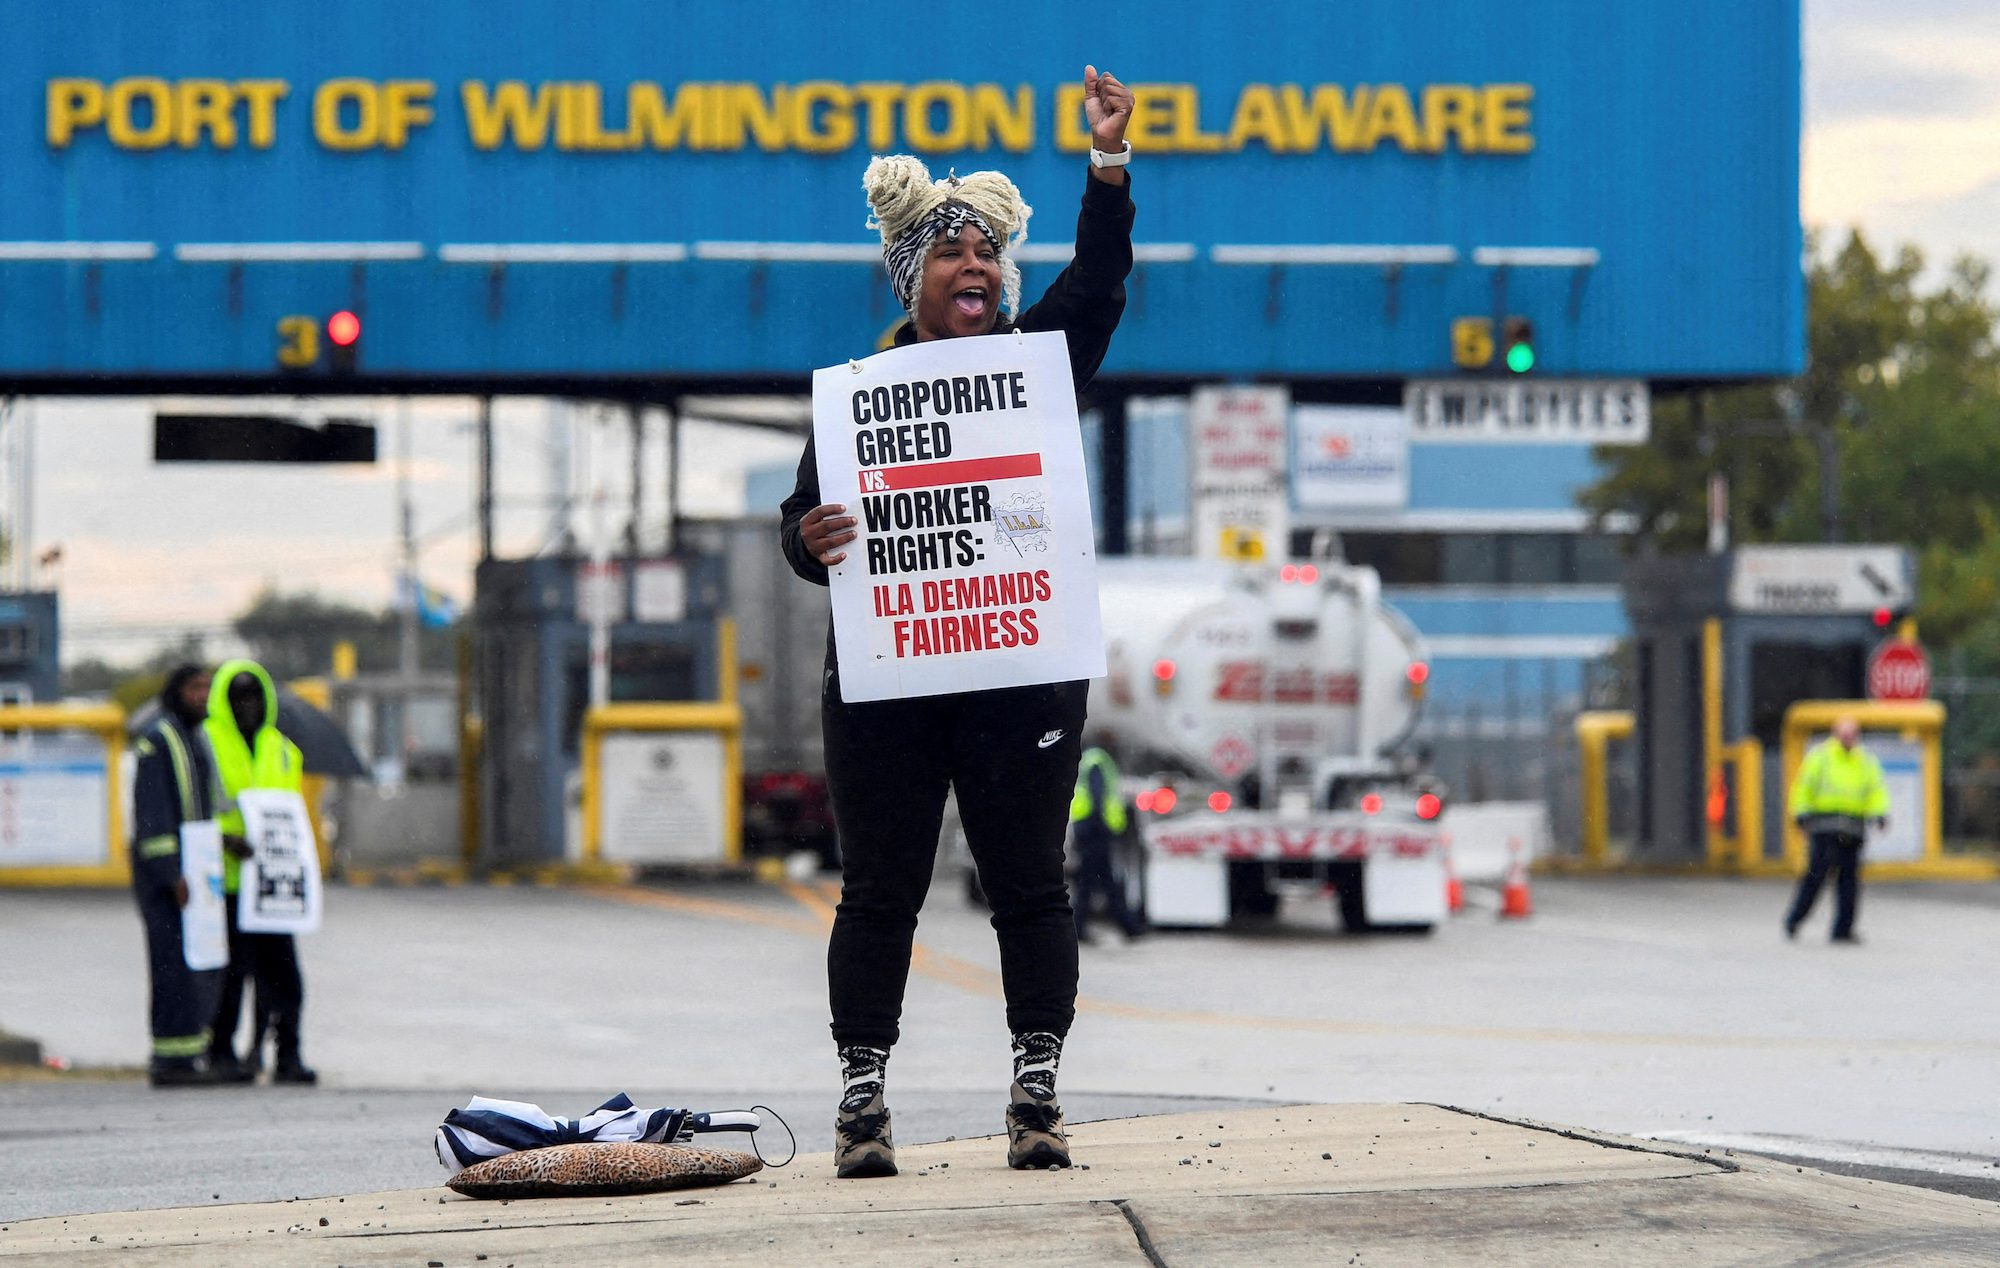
812, 331, 1105, 702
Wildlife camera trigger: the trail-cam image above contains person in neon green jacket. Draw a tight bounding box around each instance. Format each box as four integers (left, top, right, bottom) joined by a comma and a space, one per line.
1783, 716, 1889, 944
203, 659, 317, 1084
1069, 740, 1143, 943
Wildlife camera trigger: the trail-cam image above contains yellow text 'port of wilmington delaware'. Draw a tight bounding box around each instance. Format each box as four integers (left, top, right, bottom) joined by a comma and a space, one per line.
45, 79, 1535, 156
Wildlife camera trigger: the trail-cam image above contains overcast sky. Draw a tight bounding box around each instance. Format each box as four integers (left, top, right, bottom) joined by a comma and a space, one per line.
22, 2, 2000, 669
1804, 0, 2000, 273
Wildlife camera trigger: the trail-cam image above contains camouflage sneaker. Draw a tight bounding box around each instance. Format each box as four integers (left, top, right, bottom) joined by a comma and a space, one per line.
1005, 1080, 1071, 1170
834, 1092, 897, 1178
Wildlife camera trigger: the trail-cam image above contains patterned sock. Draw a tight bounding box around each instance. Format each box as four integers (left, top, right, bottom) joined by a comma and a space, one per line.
838, 1045, 890, 1113
1011, 1031, 1063, 1102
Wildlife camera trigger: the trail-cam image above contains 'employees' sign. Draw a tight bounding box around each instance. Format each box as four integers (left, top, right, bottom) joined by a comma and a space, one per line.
812, 332, 1104, 702
1406, 380, 1650, 443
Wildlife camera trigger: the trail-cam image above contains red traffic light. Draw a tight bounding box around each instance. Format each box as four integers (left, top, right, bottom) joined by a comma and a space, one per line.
1207, 790, 1232, 813
1415, 793, 1443, 820
1872, 607, 1893, 628
327, 310, 362, 348
1360, 793, 1383, 815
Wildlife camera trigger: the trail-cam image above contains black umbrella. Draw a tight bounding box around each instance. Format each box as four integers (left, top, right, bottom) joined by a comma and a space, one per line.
126, 688, 370, 779
272, 689, 371, 779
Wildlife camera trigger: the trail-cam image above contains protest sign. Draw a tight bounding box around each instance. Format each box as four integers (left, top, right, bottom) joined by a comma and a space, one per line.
812, 330, 1105, 702
178, 819, 227, 971
236, 789, 323, 934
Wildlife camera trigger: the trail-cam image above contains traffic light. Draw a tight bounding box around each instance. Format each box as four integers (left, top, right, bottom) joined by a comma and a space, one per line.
1502, 317, 1535, 373
327, 309, 362, 374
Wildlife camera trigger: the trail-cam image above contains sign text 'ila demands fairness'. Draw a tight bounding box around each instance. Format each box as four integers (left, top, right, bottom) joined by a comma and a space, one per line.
813, 331, 1105, 702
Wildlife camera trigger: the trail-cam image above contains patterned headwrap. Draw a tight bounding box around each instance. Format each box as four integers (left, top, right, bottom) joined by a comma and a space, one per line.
881, 201, 1014, 319
863, 155, 1031, 320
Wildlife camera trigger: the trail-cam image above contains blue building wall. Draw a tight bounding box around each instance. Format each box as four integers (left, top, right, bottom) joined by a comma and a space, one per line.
2, 0, 1801, 384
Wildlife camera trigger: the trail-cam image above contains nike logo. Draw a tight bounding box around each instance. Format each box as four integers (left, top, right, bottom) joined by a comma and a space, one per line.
1038, 730, 1065, 749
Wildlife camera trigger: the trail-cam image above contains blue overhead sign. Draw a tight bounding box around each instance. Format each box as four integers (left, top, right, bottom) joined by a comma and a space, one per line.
1, 1, 1801, 386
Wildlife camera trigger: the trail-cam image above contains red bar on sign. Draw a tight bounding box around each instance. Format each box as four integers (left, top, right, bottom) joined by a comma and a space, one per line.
859, 453, 1042, 492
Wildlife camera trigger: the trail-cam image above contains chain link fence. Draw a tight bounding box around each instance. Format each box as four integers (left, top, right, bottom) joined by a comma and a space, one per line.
1422, 655, 2000, 859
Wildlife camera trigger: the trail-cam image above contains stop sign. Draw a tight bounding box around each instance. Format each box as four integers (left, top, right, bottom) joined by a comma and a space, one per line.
1867, 639, 1930, 701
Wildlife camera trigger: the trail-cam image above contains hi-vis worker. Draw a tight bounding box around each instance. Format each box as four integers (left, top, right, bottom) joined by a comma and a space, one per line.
204, 659, 318, 1084
1069, 740, 1144, 943
1784, 716, 1889, 944
131, 665, 223, 1086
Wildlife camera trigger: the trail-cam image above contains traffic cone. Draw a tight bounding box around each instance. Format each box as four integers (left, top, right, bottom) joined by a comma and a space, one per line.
1444, 844, 1465, 915
1499, 839, 1533, 919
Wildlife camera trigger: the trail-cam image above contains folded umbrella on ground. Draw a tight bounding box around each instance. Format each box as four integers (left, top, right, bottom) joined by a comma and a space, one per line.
436, 1094, 697, 1170
434, 1094, 789, 1199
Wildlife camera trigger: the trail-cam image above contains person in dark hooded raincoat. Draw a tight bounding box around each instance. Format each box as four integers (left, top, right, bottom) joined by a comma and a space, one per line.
131, 664, 224, 1086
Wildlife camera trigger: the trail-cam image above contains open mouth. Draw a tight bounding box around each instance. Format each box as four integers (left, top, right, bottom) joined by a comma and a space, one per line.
952, 286, 988, 318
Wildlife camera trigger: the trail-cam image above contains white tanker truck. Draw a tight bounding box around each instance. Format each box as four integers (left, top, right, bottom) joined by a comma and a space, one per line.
1091, 557, 1449, 933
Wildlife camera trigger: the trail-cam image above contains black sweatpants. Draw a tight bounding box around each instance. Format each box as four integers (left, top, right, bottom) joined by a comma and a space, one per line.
823, 669, 1088, 1049
135, 882, 217, 1065
210, 896, 306, 1063
1786, 832, 1863, 938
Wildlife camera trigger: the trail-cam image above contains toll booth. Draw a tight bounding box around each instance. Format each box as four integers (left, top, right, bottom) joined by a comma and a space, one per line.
472, 554, 727, 868
0, 592, 60, 704
1622, 546, 1916, 867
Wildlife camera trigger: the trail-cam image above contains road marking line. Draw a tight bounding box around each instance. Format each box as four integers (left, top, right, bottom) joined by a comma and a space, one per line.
585, 884, 1990, 1054
579, 884, 825, 939
782, 880, 838, 926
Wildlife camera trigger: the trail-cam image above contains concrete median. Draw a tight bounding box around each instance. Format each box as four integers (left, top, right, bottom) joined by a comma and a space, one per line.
4, 1102, 1995, 1266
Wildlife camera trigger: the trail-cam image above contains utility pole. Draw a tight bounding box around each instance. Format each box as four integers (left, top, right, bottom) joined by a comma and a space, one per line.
664, 399, 681, 555
477, 396, 494, 563
1816, 423, 1841, 543
11, 399, 34, 591
398, 397, 419, 684
626, 400, 644, 560
546, 398, 573, 554
585, 406, 611, 707
1099, 394, 1128, 556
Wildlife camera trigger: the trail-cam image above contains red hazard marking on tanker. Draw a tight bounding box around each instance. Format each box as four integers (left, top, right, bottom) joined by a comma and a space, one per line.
1210, 735, 1252, 777
858, 453, 1041, 493
1214, 663, 1360, 704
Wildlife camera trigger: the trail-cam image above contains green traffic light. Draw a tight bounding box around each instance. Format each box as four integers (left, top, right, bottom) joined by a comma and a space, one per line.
1505, 341, 1535, 373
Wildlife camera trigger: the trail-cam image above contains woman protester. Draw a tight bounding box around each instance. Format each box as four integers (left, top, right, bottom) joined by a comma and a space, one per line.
780, 65, 1135, 1178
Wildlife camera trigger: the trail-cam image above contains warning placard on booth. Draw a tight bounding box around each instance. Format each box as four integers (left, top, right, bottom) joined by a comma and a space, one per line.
812, 331, 1105, 702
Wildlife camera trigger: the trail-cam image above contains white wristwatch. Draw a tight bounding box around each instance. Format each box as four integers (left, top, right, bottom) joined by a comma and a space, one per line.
1089, 141, 1132, 169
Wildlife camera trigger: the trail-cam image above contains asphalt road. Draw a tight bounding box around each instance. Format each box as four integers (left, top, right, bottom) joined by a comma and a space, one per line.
2, 872, 1997, 1220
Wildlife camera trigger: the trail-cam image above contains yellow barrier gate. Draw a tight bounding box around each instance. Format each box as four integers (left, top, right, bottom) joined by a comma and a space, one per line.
1779, 699, 1992, 880
578, 618, 744, 869
0, 703, 129, 887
